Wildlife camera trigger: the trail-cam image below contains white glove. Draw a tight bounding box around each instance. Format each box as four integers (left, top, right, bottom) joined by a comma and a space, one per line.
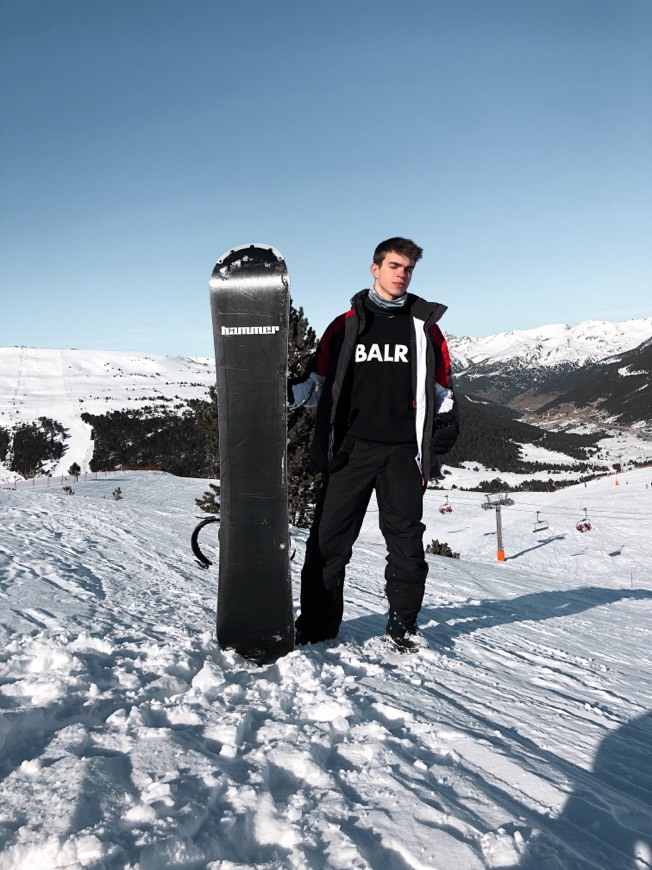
290, 372, 325, 409
435, 381, 455, 414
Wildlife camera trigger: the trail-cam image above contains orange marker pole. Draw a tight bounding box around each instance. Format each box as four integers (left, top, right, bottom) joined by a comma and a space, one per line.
496, 503, 505, 562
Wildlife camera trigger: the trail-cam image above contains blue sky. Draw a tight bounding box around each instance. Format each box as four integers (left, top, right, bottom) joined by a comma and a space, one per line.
1, 0, 650, 356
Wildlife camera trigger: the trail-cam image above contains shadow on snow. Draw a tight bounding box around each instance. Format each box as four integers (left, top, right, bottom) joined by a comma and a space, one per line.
516, 710, 652, 869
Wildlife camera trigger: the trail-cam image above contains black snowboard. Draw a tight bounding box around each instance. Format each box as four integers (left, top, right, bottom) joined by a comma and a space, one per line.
209, 244, 293, 663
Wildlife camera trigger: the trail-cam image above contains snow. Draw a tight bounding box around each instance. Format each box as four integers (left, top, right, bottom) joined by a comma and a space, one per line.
0, 348, 214, 480
448, 317, 652, 371
2, 325, 651, 483
1, 343, 651, 866
1, 468, 651, 869
618, 367, 647, 378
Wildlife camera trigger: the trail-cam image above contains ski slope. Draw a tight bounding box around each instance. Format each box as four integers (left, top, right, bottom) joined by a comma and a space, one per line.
0, 470, 651, 869
0, 347, 214, 480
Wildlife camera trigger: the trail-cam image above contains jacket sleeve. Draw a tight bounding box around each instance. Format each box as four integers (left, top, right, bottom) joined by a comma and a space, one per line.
288, 312, 349, 408
313, 312, 349, 378
427, 323, 459, 459
428, 323, 456, 414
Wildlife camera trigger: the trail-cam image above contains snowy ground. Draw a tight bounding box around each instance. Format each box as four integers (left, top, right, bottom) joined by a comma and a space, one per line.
1, 469, 651, 869
2, 346, 650, 487
0, 347, 214, 480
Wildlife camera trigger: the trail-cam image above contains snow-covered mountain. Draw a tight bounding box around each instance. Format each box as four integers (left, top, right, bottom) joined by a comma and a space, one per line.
1, 322, 650, 485
448, 317, 652, 418
0, 347, 214, 426
0, 347, 214, 479
1, 468, 651, 867
530, 337, 652, 429
448, 317, 652, 371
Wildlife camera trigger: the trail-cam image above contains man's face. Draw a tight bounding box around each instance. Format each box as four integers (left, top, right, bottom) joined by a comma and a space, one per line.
370, 251, 415, 301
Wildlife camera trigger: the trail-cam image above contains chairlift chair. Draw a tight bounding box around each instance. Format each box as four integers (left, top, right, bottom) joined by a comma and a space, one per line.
439, 495, 453, 515
533, 511, 549, 533
576, 507, 592, 533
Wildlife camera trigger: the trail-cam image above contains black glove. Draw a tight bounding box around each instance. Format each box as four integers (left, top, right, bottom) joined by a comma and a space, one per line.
430, 412, 460, 456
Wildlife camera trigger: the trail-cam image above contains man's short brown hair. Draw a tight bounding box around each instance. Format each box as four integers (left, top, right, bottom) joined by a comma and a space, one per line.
373, 237, 423, 266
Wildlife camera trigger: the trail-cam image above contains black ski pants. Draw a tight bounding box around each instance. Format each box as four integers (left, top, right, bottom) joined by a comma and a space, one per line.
298, 439, 428, 640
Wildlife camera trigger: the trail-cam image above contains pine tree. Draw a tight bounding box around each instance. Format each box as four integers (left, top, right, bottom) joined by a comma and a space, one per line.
10, 417, 68, 478
0, 426, 9, 463
425, 539, 460, 559
193, 386, 221, 514
191, 386, 220, 478
287, 300, 319, 527
288, 407, 318, 527
288, 302, 317, 379
195, 482, 220, 515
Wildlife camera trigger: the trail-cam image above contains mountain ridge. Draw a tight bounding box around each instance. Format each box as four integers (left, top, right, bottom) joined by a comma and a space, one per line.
447, 316, 652, 370
447, 317, 652, 424
1, 315, 650, 482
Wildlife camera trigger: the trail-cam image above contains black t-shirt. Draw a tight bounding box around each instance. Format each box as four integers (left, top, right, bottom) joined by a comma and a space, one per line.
344, 300, 415, 444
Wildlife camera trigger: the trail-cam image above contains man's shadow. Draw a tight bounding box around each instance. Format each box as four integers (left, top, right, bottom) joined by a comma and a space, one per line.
417, 587, 652, 650
342, 586, 652, 868
517, 711, 652, 869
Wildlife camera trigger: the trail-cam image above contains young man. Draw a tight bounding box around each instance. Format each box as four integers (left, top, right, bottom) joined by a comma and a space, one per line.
290, 238, 459, 651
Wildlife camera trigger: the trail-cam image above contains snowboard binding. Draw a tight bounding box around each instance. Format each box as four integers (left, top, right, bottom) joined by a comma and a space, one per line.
191, 516, 219, 569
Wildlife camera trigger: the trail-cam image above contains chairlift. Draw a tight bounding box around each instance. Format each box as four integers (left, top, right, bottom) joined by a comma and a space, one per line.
576, 507, 592, 533
533, 511, 549, 533
439, 495, 453, 515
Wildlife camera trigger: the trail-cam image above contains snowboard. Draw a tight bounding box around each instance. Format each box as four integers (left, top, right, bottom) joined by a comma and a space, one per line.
209, 244, 293, 664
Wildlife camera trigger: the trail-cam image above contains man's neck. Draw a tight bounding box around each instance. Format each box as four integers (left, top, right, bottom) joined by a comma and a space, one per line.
368, 286, 408, 310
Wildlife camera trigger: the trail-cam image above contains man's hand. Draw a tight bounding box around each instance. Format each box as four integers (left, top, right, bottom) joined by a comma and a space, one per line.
430, 412, 460, 456
288, 372, 324, 409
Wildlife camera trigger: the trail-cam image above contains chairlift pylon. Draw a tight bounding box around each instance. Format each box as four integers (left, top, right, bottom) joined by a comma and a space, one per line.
533, 511, 549, 533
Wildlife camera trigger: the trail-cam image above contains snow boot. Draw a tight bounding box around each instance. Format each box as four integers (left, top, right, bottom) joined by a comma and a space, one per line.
295, 617, 338, 647
385, 610, 428, 653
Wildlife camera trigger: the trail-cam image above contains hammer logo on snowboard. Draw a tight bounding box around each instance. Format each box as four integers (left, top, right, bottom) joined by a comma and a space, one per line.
221, 325, 281, 335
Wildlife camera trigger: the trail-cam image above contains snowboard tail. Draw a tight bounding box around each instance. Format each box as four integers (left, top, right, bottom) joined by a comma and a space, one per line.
209, 244, 293, 664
